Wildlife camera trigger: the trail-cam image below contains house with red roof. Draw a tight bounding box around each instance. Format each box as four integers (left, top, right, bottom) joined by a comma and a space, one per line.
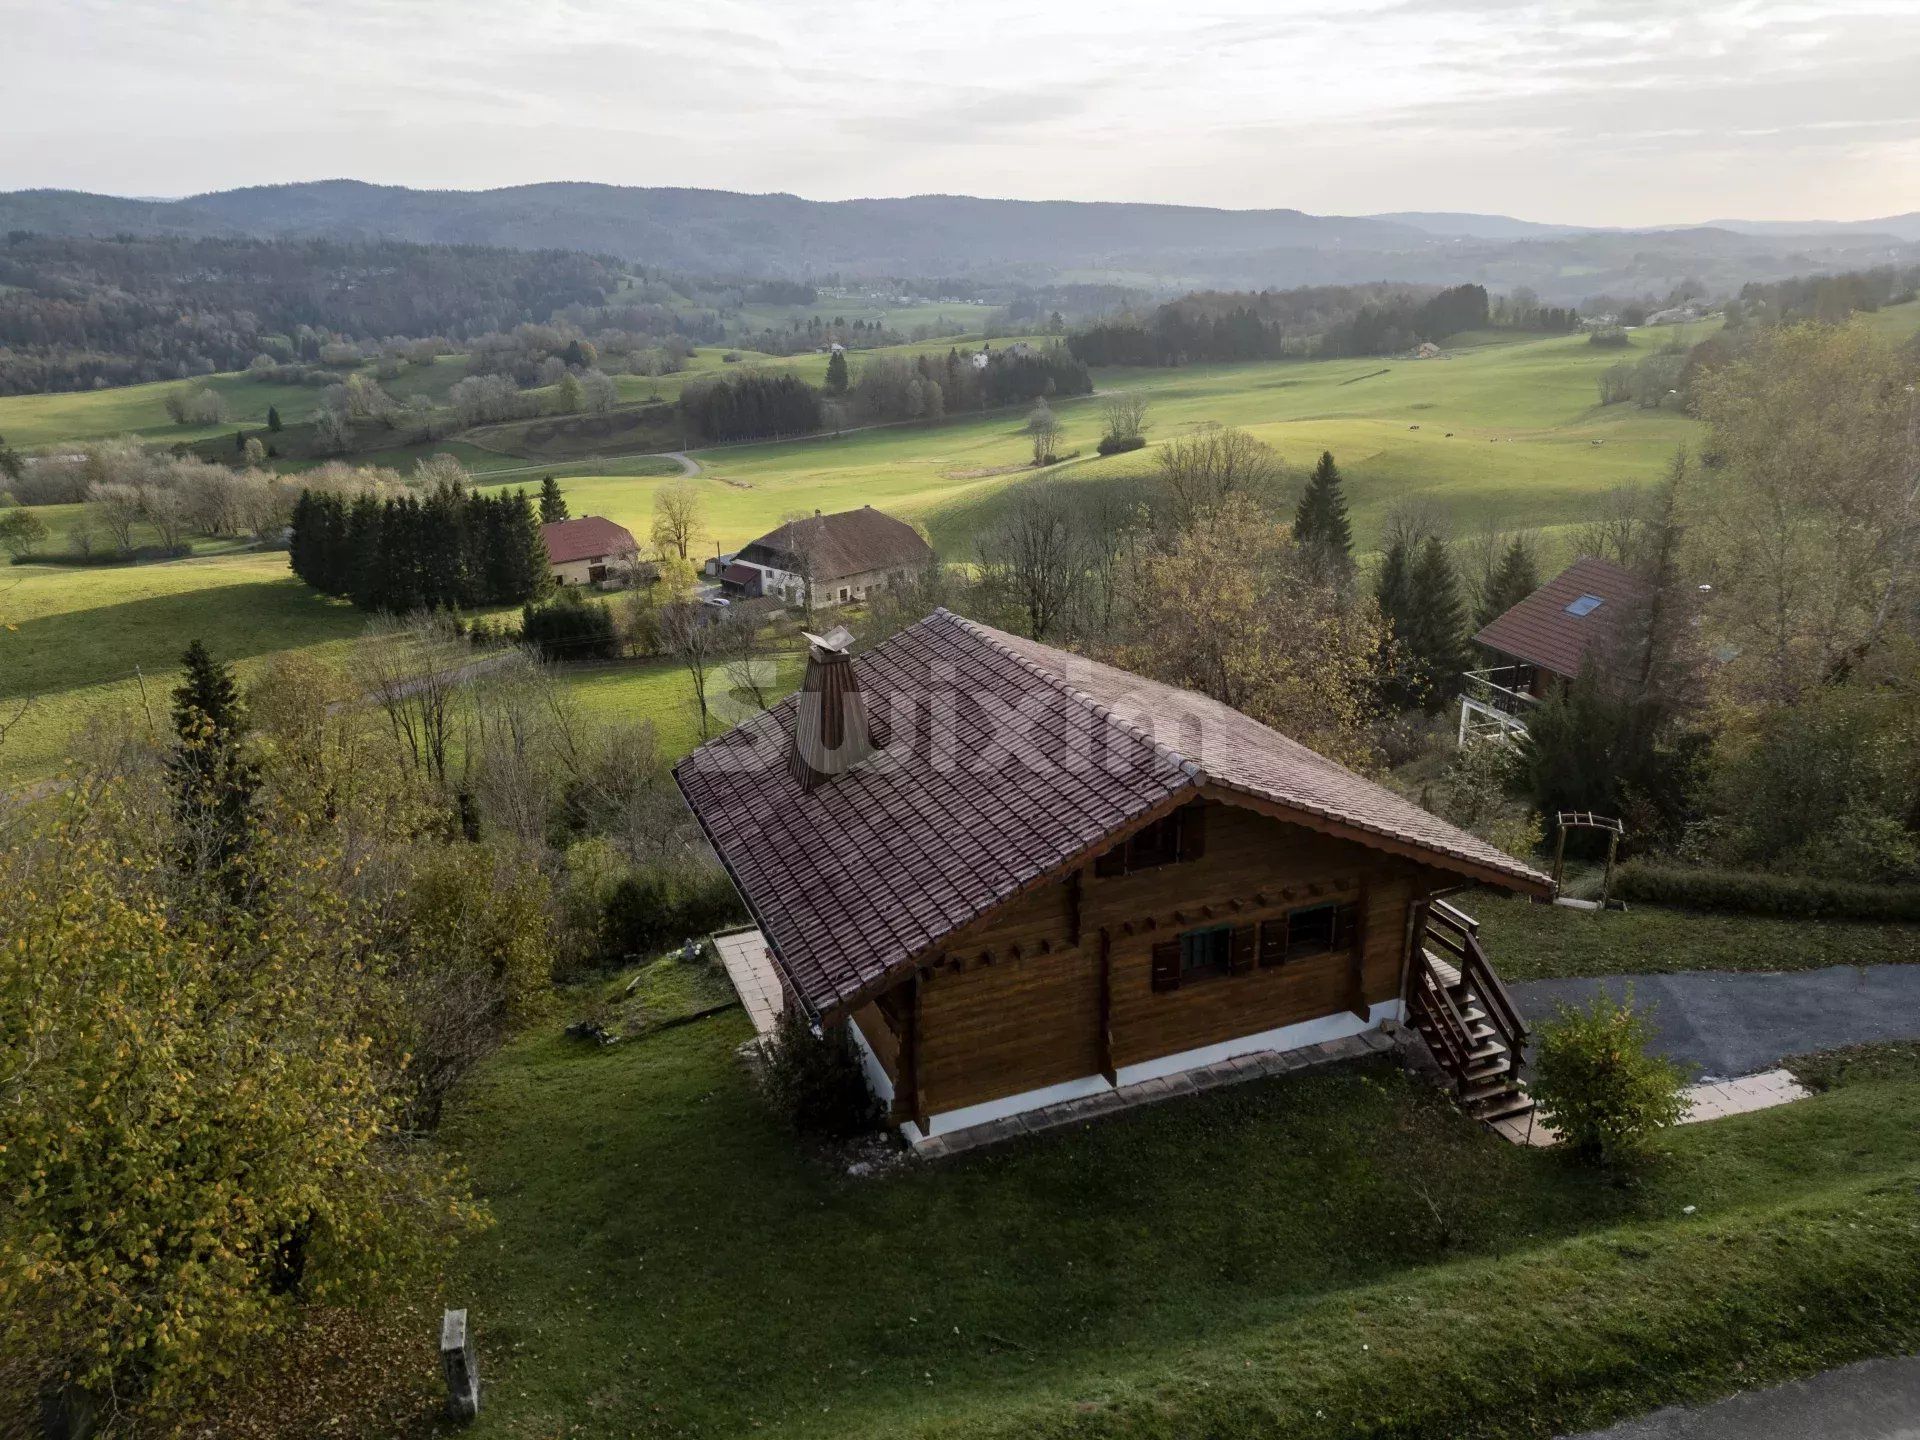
677, 610, 1550, 1151
1459, 556, 1641, 744
541, 515, 640, 587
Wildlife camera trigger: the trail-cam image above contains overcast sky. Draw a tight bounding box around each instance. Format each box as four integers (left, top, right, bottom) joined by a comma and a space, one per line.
4, 0, 1917, 224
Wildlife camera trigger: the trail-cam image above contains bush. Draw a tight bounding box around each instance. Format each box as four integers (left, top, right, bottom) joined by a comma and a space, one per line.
1096, 433, 1146, 456
1531, 992, 1688, 1169
598, 865, 746, 964
1613, 862, 1920, 921
520, 588, 619, 660
1587, 326, 1632, 348
761, 1006, 882, 1137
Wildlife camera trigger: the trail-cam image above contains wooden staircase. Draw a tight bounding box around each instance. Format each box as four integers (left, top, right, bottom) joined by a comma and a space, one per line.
1408, 898, 1535, 1125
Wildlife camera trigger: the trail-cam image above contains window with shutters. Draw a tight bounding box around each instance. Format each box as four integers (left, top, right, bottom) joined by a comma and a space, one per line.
1179, 925, 1233, 980
1093, 801, 1206, 877
1259, 900, 1360, 966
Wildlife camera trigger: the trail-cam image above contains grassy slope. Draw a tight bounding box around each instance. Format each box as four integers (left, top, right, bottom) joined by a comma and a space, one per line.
0, 355, 473, 451
441, 960, 1920, 1440
1472, 890, 1920, 981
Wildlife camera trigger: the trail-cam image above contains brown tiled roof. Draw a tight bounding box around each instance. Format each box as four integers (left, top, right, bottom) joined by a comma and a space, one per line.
1473, 555, 1640, 679
720, 560, 762, 590
736, 506, 933, 582
542, 515, 638, 566
675, 610, 1551, 1021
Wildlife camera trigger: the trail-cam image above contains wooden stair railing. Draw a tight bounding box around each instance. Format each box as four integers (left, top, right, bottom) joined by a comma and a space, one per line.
1410, 899, 1534, 1125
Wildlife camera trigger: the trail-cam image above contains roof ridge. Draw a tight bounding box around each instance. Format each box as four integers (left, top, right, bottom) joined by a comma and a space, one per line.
931, 609, 1205, 781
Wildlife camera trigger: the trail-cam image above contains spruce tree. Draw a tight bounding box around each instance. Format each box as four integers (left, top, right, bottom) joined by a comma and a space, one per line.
539, 475, 569, 524
168, 640, 258, 888
1476, 535, 1540, 628
1292, 450, 1353, 573
1406, 536, 1469, 713
824, 349, 849, 395
287, 491, 317, 587
234, 430, 246, 454
267, 406, 282, 433
504, 488, 553, 604
347, 492, 385, 611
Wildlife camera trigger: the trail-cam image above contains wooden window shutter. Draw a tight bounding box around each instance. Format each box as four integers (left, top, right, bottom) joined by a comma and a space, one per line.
1229, 923, 1256, 974
1258, 916, 1288, 966
1177, 801, 1206, 861
1094, 845, 1126, 879
1150, 939, 1182, 992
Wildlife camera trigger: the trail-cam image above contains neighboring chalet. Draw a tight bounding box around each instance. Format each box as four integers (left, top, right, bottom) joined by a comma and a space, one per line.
542, 515, 640, 587
678, 610, 1551, 1150
1459, 556, 1640, 744
723, 505, 933, 608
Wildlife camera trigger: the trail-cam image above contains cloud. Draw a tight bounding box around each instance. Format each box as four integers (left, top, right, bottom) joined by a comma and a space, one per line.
0, 0, 1914, 224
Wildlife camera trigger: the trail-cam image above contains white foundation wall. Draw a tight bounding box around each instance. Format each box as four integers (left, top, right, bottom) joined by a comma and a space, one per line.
897, 1000, 1403, 1145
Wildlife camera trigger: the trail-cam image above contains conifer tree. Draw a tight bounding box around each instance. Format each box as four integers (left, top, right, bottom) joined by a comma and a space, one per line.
539, 475, 569, 523
1476, 535, 1540, 628
168, 640, 259, 887
505, 488, 553, 604
1292, 450, 1354, 573
825, 349, 849, 395
266, 405, 282, 433
1406, 536, 1469, 713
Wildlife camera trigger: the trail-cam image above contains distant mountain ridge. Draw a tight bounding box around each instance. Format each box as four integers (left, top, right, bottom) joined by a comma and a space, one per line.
2, 180, 1915, 298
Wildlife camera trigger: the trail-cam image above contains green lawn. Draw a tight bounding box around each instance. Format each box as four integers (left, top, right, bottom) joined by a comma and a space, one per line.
438, 957, 1920, 1440
1472, 890, 1920, 981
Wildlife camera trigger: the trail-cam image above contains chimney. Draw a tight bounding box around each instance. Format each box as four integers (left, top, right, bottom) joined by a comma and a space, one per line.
787, 626, 882, 792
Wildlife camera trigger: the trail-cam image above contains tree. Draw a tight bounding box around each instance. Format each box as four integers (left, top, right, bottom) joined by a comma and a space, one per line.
86, 481, 146, 555
539, 475, 570, 524
0, 431, 22, 484
0, 499, 48, 559
1027, 398, 1062, 465
1475, 534, 1540, 629
1404, 536, 1469, 714
661, 598, 722, 739
1153, 425, 1280, 530
824, 349, 849, 394
1098, 392, 1149, 450
557, 370, 586, 415
1691, 323, 1920, 702
1291, 450, 1354, 576
167, 640, 259, 889
266, 404, 282, 433
976, 481, 1083, 640
1115, 493, 1386, 771
650, 479, 706, 561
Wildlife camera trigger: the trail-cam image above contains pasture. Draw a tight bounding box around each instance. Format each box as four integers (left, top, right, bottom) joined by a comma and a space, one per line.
5, 304, 1916, 789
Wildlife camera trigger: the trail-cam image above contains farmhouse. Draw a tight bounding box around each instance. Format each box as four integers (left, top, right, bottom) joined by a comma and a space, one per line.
1458, 555, 1640, 744
541, 515, 639, 586
678, 610, 1551, 1149
725, 505, 933, 608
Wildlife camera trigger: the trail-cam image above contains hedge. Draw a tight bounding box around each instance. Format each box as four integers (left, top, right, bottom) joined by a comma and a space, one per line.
1614, 861, 1920, 922
1096, 433, 1147, 455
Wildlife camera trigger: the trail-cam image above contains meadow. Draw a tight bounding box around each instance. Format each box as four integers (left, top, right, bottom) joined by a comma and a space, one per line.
5, 304, 1916, 788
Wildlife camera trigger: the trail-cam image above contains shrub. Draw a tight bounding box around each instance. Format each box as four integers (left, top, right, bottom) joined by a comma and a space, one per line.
598, 865, 746, 964
1531, 992, 1688, 1168
1612, 862, 1920, 921
1096, 433, 1146, 456
520, 588, 619, 661
1587, 326, 1632, 348
761, 1006, 882, 1137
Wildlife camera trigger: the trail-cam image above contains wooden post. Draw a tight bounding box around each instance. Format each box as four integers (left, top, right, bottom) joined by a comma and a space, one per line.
1346, 880, 1371, 1022
1096, 928, 1116, 1084
907, 975, 928, 1136
441, 1308, 479, 1421
1550, 817, 1569, 894
1600, 828, 1620, 908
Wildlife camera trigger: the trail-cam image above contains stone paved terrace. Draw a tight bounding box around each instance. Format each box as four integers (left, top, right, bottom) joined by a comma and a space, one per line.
712, 927, 784, 1040
917, 1029, 1398, 1159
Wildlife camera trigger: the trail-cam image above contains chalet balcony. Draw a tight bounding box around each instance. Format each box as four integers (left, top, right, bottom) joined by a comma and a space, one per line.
1457, 665, 1537, 745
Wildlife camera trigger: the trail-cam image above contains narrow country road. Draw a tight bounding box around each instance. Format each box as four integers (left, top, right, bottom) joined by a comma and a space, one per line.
1509, 964, 1920, 1079
663, 450, 699, 476
1560, 1353, 1920, 1439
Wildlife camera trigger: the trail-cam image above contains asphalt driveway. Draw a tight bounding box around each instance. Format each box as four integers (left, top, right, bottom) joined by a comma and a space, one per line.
1561, 1352, 1920, 1439
1510, 964, 1920, 1079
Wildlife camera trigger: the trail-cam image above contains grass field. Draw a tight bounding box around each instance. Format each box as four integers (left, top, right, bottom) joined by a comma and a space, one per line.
5, 305, 1916, 788
433, 953, 1920, 1440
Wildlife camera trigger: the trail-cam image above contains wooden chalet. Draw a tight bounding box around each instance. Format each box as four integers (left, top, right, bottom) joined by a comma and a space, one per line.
677, 610, 1552, 1146
1459, 555, 1640, 744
